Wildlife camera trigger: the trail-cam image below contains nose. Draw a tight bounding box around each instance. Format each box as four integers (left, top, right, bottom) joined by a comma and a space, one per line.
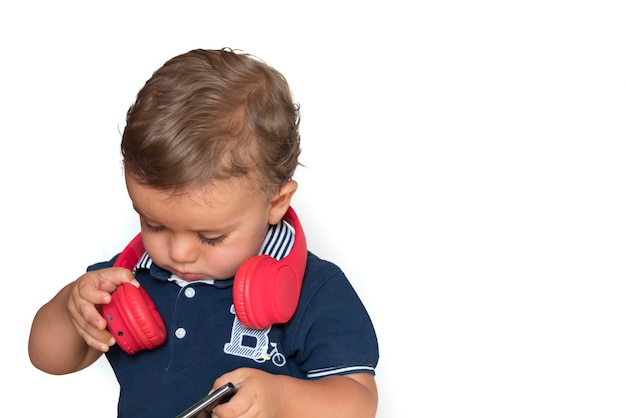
168, 234, 199, 264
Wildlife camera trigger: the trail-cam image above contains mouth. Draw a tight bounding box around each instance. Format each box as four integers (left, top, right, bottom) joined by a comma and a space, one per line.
172, 270, 205, 281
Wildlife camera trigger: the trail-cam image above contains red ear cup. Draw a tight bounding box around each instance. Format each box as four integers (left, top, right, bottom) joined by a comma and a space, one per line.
233, 207, 307, 329
101, 233, 167, 355
232, 256, 259, 328
103, 283, 167, 355
234, 255, 301, 329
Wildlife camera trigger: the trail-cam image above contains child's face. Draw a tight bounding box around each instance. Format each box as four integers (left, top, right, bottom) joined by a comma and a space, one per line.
125, 174, 275, 281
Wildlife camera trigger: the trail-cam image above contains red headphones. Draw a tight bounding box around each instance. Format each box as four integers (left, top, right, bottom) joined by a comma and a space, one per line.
101, 206, 307, 354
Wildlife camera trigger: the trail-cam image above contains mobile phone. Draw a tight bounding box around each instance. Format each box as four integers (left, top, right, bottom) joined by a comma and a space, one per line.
176, 383, 236, 418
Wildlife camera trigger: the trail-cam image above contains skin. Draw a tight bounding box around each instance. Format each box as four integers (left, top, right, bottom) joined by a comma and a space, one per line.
28, 173, 378, 418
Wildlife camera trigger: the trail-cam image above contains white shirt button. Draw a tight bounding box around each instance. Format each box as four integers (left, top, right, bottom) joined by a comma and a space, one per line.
175, 327, 186, 339
184, 287, 196, 298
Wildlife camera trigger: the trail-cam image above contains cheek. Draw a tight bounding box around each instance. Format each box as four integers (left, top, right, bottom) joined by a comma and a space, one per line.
142, 234, 169, 265
197, 246, 248, 277
196, 237, 263, 279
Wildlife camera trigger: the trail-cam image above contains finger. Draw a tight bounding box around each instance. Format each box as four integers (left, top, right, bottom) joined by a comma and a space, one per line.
67, 287, 115, 348
67, 304, 115, 352
81, 327, 115, 352
94, 267, 140, 294
74, 269, 138, 308
68, 283, 108, 329
212, 371, 240, 392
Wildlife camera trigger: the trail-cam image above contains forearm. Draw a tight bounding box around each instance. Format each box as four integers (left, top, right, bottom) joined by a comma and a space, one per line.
28, 284, 102, 375
276, 373, 377, 418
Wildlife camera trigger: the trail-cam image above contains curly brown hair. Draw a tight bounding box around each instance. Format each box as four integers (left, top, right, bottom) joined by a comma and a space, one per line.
121, 48, 301, 195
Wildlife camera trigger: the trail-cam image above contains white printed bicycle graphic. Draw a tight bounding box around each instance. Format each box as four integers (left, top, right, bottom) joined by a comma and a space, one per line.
255, 342, 286, 366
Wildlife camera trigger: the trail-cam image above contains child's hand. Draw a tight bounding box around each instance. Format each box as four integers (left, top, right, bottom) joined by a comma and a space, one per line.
65, 267, 138, 352
210, 368, 284, 418
209, 368, 377, 418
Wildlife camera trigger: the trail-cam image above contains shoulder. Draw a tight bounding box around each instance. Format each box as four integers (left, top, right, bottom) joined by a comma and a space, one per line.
299, 251, 369, 314
303, 251, 343, 278
301, 252, 352, 294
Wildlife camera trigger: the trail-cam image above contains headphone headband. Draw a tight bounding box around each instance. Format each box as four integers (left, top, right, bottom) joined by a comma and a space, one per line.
103, 206, 308, 354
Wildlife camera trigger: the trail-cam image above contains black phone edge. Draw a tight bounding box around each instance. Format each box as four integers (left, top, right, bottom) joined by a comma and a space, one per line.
175, 382, 236, 418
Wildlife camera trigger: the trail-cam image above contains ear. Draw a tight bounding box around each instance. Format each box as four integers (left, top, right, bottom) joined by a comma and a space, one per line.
268, 180, 298, 225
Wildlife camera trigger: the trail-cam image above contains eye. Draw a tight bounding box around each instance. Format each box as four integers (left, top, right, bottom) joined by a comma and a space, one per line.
197, 234, 226, 246
141, 219, 165, 233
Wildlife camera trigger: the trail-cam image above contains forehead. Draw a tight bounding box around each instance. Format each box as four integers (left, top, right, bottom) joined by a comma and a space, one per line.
128, 174, 251, 204
126, 174, 273, 227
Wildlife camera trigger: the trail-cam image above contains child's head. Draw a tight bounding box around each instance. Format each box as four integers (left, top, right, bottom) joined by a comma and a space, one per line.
120, 49, 302, 280
121, 48, 301, 197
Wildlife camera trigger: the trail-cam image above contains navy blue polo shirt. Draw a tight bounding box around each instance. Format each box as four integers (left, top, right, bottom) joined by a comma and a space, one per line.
89, 223, 379, 417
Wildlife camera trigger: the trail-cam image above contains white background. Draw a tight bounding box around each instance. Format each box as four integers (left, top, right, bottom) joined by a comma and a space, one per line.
2, 1, 625, 417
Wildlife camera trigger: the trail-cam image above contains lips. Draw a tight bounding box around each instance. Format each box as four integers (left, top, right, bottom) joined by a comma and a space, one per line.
172, 270, 204, 281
